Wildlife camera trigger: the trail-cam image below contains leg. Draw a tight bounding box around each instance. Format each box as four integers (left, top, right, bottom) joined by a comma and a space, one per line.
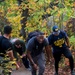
31, 66, 37, 75
37, 52, 46, 75
63, 48, 74, 73
22, 55, 30, 68
30, 57, 38, 75
53, 52, 61, 74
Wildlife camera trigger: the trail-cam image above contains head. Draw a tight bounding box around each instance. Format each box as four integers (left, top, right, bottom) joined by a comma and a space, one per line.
36, 32, 44, 43
52, 25, 60, 36
4, 25, 12, 37
15, 40, 22, 48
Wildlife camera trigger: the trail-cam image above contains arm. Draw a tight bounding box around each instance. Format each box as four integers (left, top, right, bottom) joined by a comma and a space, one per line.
6, 50, 20, 69
27, 50, 35, 65
27, 50, 37, 70
4, 40, 20, 69
26, 38, 38, 69
45, 45, 53, 61
65, 36, 70, 47
63, 31, 70, 47
6, 50, 14, 61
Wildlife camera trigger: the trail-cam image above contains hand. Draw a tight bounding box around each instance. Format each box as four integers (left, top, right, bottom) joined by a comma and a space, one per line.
21, 54, 26, 58
17, 60, 22, 67
33, 63, 38, 70
16, 63, 20, 70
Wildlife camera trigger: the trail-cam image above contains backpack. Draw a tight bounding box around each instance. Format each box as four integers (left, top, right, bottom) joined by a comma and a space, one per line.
26, 31, 40, 42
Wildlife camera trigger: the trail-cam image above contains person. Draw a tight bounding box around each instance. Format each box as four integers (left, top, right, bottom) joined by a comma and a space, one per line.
0, 25, 19, 69
26, 31, 51, 75
48, 25, 75, 75
10, 38, 30, 69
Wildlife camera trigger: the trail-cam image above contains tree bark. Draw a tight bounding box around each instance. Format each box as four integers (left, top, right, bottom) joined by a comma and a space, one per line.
17, 0, 29, 39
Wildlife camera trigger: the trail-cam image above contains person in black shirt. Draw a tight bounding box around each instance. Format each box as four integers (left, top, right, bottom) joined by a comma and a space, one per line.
0, 25, 19, 69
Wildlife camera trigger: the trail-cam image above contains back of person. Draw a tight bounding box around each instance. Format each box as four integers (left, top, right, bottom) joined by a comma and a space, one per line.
0, 25, 20, 69
0, 36, 12, 54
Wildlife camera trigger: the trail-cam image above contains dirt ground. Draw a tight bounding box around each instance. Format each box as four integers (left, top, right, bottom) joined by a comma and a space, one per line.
11, 61, 54, 75
11, 67, 31, 75
11, 62, 73, 75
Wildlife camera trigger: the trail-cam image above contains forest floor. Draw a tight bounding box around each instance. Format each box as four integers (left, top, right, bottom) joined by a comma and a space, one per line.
11, 61, 74, 75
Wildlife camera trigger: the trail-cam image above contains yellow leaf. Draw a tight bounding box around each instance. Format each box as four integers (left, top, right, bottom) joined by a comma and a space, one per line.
73, 2, 75, 7
46, 8, 51, 14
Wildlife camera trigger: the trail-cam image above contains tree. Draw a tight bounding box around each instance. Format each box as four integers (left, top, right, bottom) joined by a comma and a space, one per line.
0, 0, 22, 38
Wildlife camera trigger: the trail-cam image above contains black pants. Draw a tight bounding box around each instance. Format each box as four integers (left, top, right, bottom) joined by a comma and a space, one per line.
53, 47, 74, 73
22, 55, 30, 68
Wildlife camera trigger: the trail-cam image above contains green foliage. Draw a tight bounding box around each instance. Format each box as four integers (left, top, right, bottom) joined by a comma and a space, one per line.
69, 36, 75, 46
0, 0, 75, 38
0, 53, 16, 75
21, 0, 51, 33
0, 0, 22, 37
69, 36, 75, 50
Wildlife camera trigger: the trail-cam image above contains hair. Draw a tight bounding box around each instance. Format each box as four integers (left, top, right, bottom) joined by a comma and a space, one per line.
4, 25, 12, 34
15, 40, 21, 45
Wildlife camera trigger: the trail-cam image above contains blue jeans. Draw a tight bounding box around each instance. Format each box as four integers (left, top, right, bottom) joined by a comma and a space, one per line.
31, 52, 46, 75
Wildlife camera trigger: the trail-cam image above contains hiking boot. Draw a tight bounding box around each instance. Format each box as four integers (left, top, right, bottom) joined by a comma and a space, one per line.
71, 70, 75, 75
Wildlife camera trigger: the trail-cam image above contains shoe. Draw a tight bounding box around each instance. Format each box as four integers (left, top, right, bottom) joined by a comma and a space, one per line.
54, 72, 58, 75
71, 70, 75, 75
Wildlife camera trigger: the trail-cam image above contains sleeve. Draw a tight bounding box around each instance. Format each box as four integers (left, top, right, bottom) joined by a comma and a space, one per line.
13, 48, 18, 60
62, 31, 68, 39
26, 39, 33, 52
48, 35, 53, 45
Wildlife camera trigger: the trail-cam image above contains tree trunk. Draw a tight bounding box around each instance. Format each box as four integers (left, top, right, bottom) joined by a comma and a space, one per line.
17, 0, 29, 39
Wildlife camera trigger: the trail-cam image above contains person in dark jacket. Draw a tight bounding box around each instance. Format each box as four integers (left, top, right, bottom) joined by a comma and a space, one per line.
10, 38, 30, 69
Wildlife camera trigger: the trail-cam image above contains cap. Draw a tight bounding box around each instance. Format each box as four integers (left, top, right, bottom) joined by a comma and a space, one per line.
52, 25, 60, 35
52, 25, 58, 32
